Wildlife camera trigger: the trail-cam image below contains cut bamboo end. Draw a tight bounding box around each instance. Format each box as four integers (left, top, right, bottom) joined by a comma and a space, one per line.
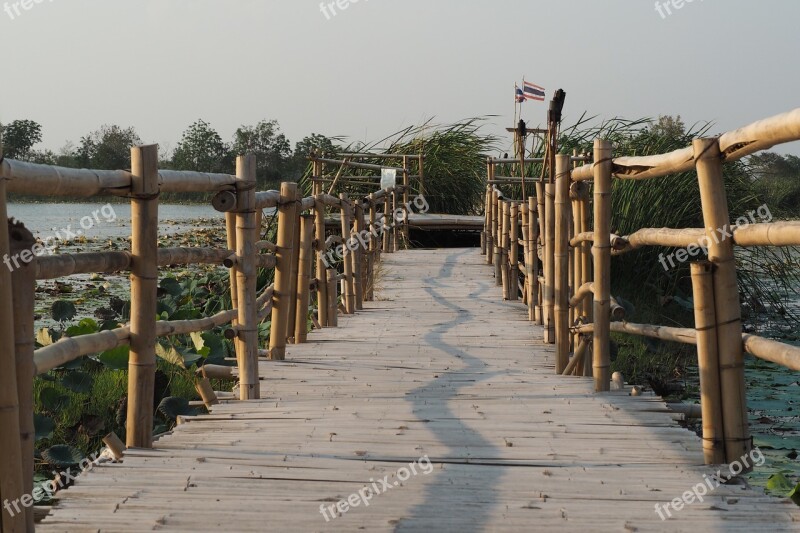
195, 378, 220, 408
102, 432, 127, 461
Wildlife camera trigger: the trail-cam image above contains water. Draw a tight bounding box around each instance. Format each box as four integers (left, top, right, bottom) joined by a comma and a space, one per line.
7, 202, 226, 240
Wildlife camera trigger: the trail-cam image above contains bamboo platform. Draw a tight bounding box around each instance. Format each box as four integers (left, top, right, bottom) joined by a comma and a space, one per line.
39, 249, 799, 532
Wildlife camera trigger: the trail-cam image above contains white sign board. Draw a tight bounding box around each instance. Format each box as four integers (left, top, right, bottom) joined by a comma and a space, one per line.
380, 169, 397, 190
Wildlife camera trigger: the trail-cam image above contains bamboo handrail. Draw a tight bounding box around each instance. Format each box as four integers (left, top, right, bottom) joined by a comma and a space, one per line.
309, 157, 405, 172
572, 107, 800, 182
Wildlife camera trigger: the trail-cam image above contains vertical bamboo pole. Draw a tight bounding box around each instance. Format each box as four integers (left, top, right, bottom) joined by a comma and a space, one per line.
493, 191, 502, 284
234, 155, 259, 399
367, 194, 377, 301
127, 144, 159, 447
0, 179, 26, 533
554, 155, 571, 374
294, 215, 315, 343
286, 198, 302, 342
314, 197, 329, 327
382, 194, 392, 253
580, 185, 593, 379
543, 182, 555, 343
487, 185, 495, 265
521, 202, 530, 306
327, 269, 339, 327
691, 261, 726, 465
592, 139, 612, 392
418, 153, 425, 198
392, 188, 400, 252
225, 212, 239, 323
509, 202, 520, 301
501, 202, 511, 299
529, 197, 540, 323
694, 138, 750, 463
9, 221, 35, 532
339, 194, 356, 314
353, 203, 365, 310
269, 182, 299, 361
402, 156, 410, 243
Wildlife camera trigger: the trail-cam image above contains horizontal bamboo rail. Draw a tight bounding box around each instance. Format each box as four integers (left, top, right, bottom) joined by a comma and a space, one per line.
571, 107, 800, 182
2, 159, 239, 197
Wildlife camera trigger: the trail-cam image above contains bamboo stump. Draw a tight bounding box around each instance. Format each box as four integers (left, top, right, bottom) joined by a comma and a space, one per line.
294, 215, 315, 343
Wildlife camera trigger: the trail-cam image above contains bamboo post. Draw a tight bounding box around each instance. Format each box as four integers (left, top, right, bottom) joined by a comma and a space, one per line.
521, 202, 530, 306
418, 153, 425, 198
691, 261, 726, 465
294, 215, 315, 343
694, 138, 750, 463
286, 197, 302, 342
543, 182, 555, 343
509, 202, 520, 301
382, 194, 392, 253
226, 212, 239, 326
501, 202, 511, 298
0, 186, 25, 533
339, 194, 356, 314
554, 155, 571, 373
234, 155, 259, 399
126, 145, 159, 448
269, 182, 299, 361
353, 203, 365, 310
486, 185, 495, 265
9, 220, 35, 532
392, 187, 400, 252
367, 194, 377, 301
327, 269, 339, 327
529, 196, 540, 323
493, 191, 503, 284
314, 197, 329, 327
402, 156, 410, 242
592, 139, 612, 392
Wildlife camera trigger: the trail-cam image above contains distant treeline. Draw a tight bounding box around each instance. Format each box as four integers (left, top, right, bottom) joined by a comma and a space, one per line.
1, 119, 341, 203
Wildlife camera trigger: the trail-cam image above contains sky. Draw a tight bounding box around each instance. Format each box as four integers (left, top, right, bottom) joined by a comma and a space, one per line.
2, 0, 799, 157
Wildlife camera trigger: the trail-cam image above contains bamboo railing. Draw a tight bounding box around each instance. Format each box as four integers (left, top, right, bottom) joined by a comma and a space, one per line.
483, 107, 800, 468
0, 146, 415, 532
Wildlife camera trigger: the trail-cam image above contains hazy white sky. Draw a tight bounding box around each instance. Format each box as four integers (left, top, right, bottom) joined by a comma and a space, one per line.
2, 0, 799, 156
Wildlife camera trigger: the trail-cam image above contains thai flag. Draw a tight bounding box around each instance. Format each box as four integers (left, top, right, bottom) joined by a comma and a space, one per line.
523, 81, 546, 101
515, 85, 525, 103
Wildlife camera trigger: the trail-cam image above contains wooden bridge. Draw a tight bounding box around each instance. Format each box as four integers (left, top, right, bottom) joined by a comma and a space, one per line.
35, 249, 800, 531
2, 109, 800, 532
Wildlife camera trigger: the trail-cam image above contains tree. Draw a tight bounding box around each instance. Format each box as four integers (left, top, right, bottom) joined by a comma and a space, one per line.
291, 134, 341, 180
76, 125, 142, 169
1, 119, 43, 160
650, 115, 687, 140
231, 120, 292, 187
172, 120, 232, 174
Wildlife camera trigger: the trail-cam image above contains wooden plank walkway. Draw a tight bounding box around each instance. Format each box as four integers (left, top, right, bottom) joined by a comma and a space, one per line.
40, 249, 800, 532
